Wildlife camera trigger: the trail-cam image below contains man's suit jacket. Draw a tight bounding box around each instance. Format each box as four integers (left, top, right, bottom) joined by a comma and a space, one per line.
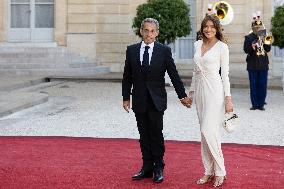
122, 41, 187, 113
243, 33, 271, 71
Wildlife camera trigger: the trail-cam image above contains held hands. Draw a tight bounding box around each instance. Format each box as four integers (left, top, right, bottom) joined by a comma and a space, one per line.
180, 91, 194, 108
123, 100, 130, 113
124, 95, 194, 112
180, 97, 192, 108
225, 96, 233, 113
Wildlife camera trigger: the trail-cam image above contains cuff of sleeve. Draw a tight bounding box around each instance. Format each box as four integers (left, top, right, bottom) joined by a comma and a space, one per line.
225, 94, 231, 99
123, 97, 130, 101
179, 96, 187, 101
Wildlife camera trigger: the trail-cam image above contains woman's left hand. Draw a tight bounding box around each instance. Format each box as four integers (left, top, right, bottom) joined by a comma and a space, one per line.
225, 96, 233, 113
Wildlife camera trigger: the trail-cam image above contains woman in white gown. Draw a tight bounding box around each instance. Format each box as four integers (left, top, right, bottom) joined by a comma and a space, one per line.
188, 15, 233, 187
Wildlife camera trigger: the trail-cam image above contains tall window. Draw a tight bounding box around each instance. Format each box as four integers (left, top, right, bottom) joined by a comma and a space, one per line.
170, 0, 196, 61
11, 0, 31, 28
10, 0, 54, 29
35, 0, 54, 28
273, 0, 284, 58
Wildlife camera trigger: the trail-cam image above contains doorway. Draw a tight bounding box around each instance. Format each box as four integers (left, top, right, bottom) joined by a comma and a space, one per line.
8, 0, 54, 42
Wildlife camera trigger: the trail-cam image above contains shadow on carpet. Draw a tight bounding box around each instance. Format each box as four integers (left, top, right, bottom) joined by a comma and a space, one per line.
0, 137, 283, 189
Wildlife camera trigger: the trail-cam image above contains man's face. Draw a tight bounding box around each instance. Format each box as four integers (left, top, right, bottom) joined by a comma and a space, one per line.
252, 25, 264, 35
140, 22, 159, 45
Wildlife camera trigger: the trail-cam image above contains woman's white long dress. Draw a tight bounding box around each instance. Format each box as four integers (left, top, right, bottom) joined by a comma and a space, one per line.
189, 40, 231, 176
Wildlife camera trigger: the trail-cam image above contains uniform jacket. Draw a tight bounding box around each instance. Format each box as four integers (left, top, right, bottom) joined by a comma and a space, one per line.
243, 32, 271, 70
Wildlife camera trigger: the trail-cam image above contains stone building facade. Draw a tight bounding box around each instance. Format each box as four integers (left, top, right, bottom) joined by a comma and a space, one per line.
0, 0, 282, 77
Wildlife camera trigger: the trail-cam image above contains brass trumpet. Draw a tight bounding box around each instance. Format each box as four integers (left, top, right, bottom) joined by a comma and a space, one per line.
264, 35, 274, 45
213, 1, 234, 25
256, 39, 265, 56
255, 29, 274, 56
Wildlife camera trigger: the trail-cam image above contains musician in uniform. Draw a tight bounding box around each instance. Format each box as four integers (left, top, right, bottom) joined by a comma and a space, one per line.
243, 12, 271, 111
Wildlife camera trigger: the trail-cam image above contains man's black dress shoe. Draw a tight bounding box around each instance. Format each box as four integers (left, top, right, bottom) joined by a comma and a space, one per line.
250, 107, 257, 110
132, 169, 153, 180
258, 107, 265, 111
153, 169, 164, 183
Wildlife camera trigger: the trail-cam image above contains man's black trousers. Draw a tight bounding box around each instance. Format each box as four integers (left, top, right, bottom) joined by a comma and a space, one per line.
134, 94, 165, 170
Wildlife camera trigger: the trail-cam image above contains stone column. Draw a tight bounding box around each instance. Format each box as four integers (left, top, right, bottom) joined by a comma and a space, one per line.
0, 0, 8, 42
54, 0, 67, 46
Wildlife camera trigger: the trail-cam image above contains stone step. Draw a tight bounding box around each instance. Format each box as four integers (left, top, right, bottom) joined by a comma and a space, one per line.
0, 55, 95, 63
14, 81, 64, 93
0, 47, 97, 63
0, 77, 47, 92
0, 66, 110, 76
0, 45, 110, 77
0, 57, 96, 64
0, 76, 58, 118
0, 91, 49, 118
0, 46, 67, 52
0, 62, 100, 69
0, 49, 69, 57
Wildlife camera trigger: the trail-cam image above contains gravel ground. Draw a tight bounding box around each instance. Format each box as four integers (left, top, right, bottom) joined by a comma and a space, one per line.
0, 81, 283, 146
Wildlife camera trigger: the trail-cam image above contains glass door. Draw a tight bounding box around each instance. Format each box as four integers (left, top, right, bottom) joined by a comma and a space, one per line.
33, 0, 54, 41
8, 0, 54, 42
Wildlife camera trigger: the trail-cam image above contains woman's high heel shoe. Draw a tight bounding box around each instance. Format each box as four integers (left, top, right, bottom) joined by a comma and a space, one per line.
196, 175, 214, 185
213, 176, 227, 187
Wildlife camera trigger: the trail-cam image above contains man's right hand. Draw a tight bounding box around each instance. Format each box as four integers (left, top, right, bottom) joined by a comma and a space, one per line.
180, 97, 192, 108
251, 42, 257, 50
123, 100, 130, 113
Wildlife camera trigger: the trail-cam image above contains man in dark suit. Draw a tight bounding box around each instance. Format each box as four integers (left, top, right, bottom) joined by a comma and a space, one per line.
122, 18, 191, 183
243, 17, 271, 111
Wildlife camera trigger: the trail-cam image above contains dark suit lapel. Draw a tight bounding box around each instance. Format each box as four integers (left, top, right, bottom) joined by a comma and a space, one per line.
149, 42, 160, 68
135, 42, 142, 68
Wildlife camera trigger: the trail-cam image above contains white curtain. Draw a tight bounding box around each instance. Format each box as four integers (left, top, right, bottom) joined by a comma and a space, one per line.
35, 4, 54, 28
35, 0, 54, 28
11, 4, 30, 28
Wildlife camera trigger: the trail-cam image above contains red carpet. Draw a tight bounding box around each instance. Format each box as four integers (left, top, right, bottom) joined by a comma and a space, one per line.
0, 137, 283, 189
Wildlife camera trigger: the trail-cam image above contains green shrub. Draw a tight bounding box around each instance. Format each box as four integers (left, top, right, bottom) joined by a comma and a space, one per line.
132, 0, 191, 44
271, 5, 284, 48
